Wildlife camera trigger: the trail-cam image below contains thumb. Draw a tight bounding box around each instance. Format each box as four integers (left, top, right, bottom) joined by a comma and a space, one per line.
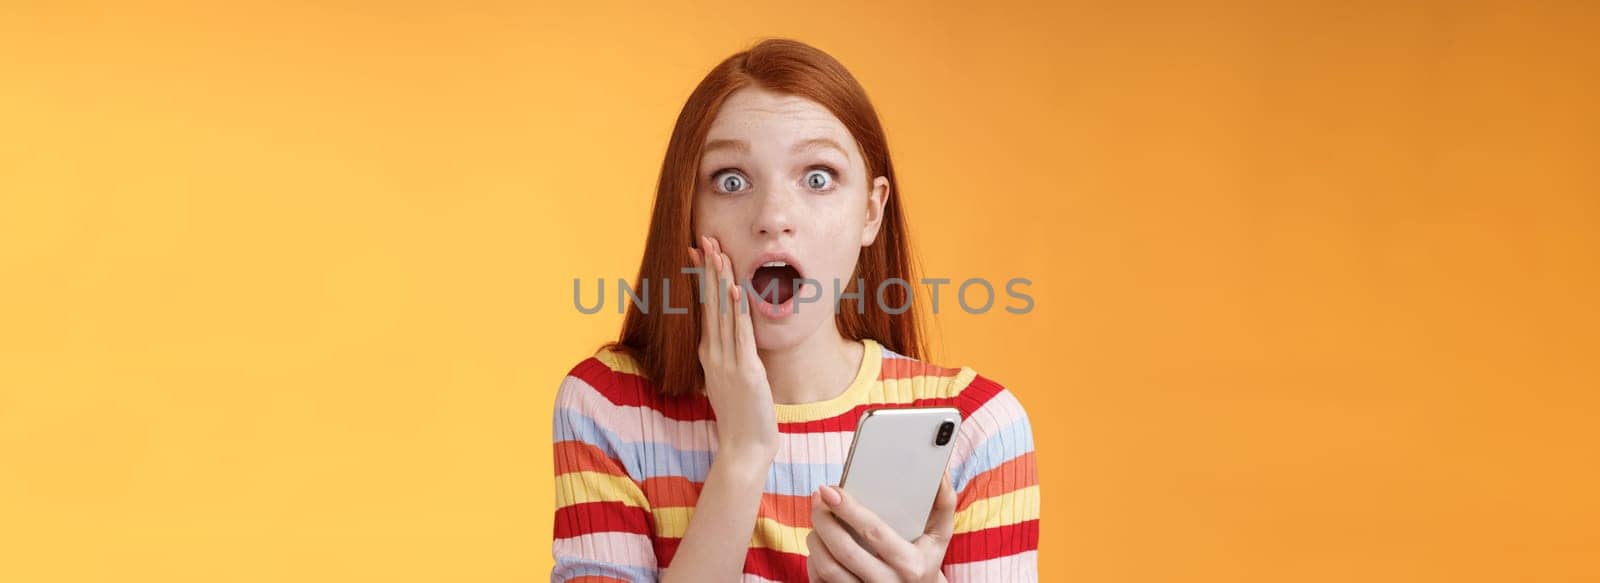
923, 471, 957, 540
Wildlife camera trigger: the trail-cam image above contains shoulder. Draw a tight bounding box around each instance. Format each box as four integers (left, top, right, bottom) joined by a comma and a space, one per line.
873, 344, 1033, 480
554, 344, 712, 423
912, 359, 1033, 503
876, 343, 1028, 423
556, 344, 654, 408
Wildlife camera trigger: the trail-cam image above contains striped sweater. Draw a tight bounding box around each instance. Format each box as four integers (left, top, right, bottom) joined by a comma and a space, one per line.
551, 338, 1039, 582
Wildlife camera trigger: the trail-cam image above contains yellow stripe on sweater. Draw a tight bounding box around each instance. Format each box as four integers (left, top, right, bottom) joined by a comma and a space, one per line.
652, 508, 814, 555
593, 347, 647, 377
651, 487, 1040, 553
872, 366, 979, 402
954, 485, 1040, 533
555, 470, 650, 510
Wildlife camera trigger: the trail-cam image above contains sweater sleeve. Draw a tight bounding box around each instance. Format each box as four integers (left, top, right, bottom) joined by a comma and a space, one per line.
551, 361, 659, 583
942, 374, 1041, 581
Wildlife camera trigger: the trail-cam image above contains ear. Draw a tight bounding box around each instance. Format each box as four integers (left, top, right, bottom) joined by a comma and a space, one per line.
860, 176, 890, 247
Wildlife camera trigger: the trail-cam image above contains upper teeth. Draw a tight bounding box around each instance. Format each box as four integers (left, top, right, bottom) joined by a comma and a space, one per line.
761, 261, 788, 268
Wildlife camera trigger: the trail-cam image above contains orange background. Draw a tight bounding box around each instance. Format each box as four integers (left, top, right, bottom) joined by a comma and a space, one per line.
2, 1, 1597, 581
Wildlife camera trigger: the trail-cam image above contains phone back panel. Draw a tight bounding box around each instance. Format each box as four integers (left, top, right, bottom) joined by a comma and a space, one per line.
838, 407, 961, 541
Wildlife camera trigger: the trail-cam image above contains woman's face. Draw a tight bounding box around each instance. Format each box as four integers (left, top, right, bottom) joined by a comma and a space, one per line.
693, 86, 889, 351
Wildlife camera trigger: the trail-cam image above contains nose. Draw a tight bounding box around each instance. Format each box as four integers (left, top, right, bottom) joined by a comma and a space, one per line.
753, 185, 796, 237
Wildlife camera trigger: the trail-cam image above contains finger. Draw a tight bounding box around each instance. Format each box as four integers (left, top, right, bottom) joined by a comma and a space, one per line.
813, 509, 897, 581
695, 236, 719, 358
732, 282, 757, 366
712, 238, 735, 352
809, 545, 861, 583
806, 531, 860, 583
809, 493, 878, 582
820, 486, 921, 572
688, 245, 704, 308
703, 236, 723, 356
812, 490, 902, 579
707, 233, 726, 352
806, 532, 820, 583
922, 472, 957, 541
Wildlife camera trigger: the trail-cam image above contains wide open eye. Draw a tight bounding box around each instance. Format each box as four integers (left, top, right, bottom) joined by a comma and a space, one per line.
711, 170, 750, 193
803, 168, 835, 191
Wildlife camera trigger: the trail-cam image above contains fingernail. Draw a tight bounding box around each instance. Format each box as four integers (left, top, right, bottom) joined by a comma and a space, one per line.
821, 485, 842, 507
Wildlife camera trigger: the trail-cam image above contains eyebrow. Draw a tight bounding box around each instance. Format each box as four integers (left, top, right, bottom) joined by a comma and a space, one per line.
700, 137, 850, 157
702, 139, 749, 154
793, 137, 849, 158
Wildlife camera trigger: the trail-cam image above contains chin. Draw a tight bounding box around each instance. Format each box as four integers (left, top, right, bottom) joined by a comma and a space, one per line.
752, 314, 826, 351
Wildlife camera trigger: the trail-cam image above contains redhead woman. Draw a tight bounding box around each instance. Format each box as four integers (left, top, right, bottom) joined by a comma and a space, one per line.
552, 39, 1038, 582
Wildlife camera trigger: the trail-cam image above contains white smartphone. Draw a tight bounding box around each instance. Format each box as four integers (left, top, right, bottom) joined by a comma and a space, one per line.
837, 406, 962, 542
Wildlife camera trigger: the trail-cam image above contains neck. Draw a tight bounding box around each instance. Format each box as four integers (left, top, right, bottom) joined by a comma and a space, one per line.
757, 324, 864, 405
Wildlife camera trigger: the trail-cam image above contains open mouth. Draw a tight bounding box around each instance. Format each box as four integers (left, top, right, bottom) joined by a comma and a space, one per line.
750, 260, 804, 306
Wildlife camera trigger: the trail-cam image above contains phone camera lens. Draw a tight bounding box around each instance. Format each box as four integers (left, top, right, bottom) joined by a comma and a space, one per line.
934, 421, 955, 446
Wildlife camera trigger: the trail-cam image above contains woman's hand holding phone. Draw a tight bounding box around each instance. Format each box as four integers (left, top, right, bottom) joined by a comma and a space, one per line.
806, 476, 957, 583
689, 235, 780, 463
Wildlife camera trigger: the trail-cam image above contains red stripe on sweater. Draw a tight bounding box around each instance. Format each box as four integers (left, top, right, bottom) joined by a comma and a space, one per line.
567, 357, 715, 421
943, 519, 1039, 564
641, 475, 815, 527
742, 546, 810, 581
553, 501, 652, 538
655, 538, 809, 581
954, 374, 1007, 417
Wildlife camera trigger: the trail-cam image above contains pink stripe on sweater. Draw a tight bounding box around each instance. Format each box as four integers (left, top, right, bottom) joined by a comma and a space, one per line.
948, 386, 1030, 470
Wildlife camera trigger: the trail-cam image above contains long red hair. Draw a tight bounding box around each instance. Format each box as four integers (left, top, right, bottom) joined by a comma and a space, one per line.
608, 38, 925, 398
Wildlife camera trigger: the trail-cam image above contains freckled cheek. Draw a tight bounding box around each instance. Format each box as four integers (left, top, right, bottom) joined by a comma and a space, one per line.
802, 215, 865, 281
692, 198, 742, 239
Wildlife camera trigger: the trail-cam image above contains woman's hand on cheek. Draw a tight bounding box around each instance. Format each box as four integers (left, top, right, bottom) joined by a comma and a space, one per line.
805, 476, 957, 583
689, 236, 780, 463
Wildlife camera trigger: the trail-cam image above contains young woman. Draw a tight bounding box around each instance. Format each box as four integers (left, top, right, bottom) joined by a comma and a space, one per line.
552, 39, 1039, 582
